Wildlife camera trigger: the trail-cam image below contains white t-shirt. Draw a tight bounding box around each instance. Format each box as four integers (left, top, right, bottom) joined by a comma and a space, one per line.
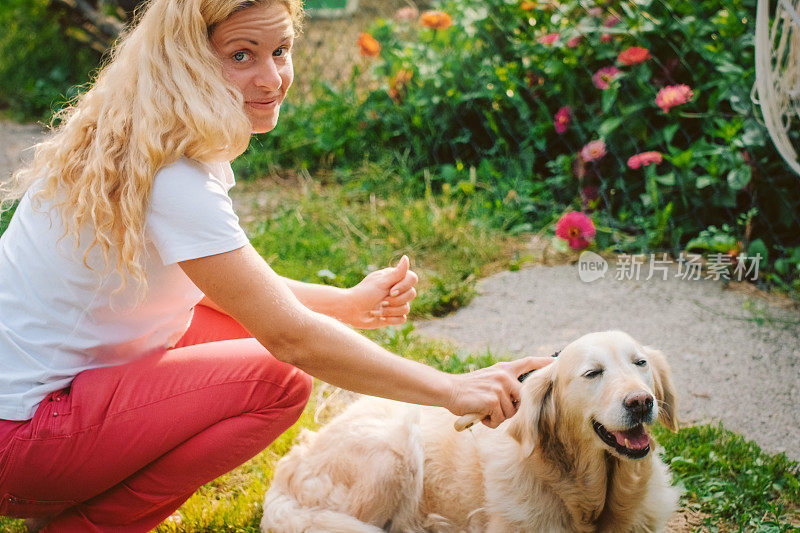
0, 158, 249, 420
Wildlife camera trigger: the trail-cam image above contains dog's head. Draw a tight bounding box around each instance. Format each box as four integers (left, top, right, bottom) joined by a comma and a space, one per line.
508, 330, 677, 461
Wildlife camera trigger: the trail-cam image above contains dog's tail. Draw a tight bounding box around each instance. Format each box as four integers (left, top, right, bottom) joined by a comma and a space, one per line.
261, 489, 385, 533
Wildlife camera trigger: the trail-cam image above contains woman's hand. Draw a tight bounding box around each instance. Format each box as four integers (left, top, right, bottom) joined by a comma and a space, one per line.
341, 255, 419, 329
445, 357, 554, 428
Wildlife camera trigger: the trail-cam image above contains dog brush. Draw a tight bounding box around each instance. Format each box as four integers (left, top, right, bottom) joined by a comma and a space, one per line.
454, 351, 559, 432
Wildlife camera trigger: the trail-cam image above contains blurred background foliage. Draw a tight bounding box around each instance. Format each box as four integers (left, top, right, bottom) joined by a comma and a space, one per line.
0, 0, 798, 299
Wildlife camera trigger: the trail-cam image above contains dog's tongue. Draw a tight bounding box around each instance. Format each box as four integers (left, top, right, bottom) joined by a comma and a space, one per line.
610, 426, 650, 450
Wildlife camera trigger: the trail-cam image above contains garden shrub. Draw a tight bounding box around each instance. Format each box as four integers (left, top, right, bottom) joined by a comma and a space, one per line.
240, 0, 799, 297
0, 0, 101, 121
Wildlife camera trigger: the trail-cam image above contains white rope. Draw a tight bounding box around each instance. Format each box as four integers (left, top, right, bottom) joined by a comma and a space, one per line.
755, 0, 800, 175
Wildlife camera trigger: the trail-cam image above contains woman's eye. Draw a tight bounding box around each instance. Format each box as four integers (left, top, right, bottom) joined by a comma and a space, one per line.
233, 51, 249, 62
273, 46, 288, 57
584, 369, 603, 379
634, 359, 648, 367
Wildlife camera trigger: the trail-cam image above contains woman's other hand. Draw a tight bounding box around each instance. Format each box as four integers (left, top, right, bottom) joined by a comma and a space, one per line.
342, 255, 418, 329
445, 357, 554, 428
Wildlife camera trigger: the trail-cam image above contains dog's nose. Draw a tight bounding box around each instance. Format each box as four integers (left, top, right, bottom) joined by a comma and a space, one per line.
623, 391, 654, 419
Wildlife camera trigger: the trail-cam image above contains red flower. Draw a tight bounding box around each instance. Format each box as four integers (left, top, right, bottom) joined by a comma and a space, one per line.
358, 33, 381, 57
420, 10, 453, 30
556, 212, 596, 250
627, 151, 663, 169
567, 35, 582, 48
581, 140, 607, 162
600, 34, 614, 42
537, 33, 560, 45
618, 46, 651, 65
655, 84, 694, 112
592, 66, 621, 89
554, 106, 572, 134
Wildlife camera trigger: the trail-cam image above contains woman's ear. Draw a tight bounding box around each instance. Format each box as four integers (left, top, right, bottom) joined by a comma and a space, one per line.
644, 346, 678, 432
507, 363, 556, 457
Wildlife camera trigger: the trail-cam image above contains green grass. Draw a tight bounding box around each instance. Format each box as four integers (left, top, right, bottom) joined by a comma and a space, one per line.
1, 171, 798, 532
242, 166, 524, 318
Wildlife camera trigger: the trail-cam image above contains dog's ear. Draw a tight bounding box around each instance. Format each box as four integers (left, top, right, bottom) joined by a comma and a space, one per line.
644, 346, 678, 432
507, 364, 556, 458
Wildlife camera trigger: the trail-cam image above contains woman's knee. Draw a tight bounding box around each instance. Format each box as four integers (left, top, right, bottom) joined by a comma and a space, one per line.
282, 367, 312, 416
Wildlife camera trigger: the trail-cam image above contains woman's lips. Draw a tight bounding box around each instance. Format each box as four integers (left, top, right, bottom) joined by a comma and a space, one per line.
247, 99, 278, 110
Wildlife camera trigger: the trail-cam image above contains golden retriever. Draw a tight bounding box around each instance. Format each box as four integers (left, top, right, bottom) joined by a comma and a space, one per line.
261, 330, 680, 532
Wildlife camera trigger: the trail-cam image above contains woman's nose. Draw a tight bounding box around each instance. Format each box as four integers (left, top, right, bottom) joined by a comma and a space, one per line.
254, 59, 282, 92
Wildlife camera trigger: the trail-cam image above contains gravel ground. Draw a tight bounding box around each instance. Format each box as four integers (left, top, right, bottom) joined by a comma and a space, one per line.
416, 260, 800, 461
0, 119, 45, 184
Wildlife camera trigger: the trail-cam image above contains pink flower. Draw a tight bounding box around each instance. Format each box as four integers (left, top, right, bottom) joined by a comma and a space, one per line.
537, 33, 560, 45
627, 151, 663, 169
603, 14, 621, 27
618, 46, 651, 65
567, 35, 582, 48
592, 66, 621, 89
554, 106, 572, 134
395, 6, 419, 21
556, 211, 596, 250
600, 33, 614, 43
581, 140, 607, 162
655, 84, 694, 112
587, 7, 603, 16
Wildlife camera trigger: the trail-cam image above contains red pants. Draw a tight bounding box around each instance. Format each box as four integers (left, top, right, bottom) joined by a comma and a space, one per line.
0, 305, 312, 532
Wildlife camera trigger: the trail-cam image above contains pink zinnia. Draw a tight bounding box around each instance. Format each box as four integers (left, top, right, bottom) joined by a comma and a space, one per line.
581, 140, 607, 162
537, 33, 560, 45
603, 14, 621, 27
618, 46, 651, 65
627, 151, 663, 169
395, 6, 419, 21
556, 212, 596, 250
567, 35, 582, 48
655, 84, 694, 112
554, 106, 572, 134
592, 66, 620, 89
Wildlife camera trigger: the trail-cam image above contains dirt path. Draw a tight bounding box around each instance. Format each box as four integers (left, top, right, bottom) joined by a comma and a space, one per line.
4, 117, 799, 463
0, 119, 45, 184
416, 258, 800, 461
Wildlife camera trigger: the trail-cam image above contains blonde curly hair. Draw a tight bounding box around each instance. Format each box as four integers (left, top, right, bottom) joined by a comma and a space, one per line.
1, 0, 303, 296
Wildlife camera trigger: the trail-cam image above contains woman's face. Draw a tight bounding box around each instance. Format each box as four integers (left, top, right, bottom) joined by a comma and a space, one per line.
210, 3, 294, 134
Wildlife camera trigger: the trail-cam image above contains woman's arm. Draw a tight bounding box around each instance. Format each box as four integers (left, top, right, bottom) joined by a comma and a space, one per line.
280, 255, 418, 329
180, 245, 550, 427
202, 256, 418, 329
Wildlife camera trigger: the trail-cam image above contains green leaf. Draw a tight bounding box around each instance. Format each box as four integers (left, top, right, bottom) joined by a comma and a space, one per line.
655, 172, 676, 186
670, 148, 694, 169
696, 175, 714, 189
727, 166, 751, 190
599, 117, 623, 137
747, 238, 769, 265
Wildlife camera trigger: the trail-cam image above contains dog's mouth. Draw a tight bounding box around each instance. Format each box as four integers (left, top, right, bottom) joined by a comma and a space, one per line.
592, 420, 651, 459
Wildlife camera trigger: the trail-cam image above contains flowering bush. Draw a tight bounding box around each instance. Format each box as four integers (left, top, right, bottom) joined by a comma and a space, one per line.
241, 0, 799, 295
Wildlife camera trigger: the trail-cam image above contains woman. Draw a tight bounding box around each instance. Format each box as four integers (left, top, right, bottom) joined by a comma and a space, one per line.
0, 0, 550, 531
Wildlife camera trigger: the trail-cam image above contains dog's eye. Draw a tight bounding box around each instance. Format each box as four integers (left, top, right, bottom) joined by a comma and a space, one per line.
634, 359, 648, 367
583, 369, 603, 379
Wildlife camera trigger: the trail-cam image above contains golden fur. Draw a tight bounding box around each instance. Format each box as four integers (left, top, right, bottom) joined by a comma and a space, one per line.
261, 331, 680, 532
